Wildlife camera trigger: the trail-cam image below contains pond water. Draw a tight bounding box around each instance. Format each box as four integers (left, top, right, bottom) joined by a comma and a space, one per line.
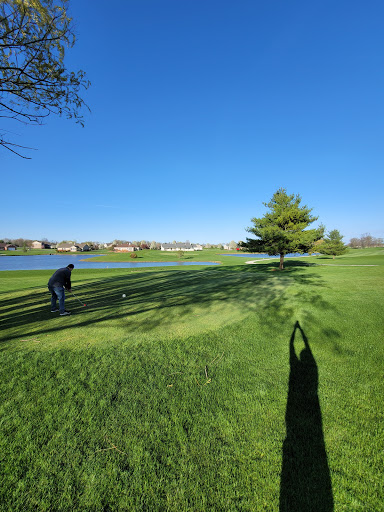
0, 254, 220, 271
221, 253, 314, 258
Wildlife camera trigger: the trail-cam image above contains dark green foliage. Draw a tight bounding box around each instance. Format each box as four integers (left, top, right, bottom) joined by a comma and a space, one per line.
319, 230, 347, 259
244, 188, 324, 269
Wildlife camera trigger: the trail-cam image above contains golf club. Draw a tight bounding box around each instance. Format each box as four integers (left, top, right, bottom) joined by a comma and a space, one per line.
70, 290, 87, 307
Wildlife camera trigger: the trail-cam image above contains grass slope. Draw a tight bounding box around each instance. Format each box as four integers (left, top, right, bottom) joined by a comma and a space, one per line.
0, 249, 383, 511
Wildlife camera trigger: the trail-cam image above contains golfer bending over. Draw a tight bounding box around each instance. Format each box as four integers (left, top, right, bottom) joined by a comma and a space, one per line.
48, 264, 74, 316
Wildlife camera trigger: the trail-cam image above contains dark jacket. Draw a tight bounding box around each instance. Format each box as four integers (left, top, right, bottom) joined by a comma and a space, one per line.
48, 267, 72, 289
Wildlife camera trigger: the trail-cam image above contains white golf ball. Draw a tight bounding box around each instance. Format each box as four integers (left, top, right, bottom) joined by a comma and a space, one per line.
122, 294, 126, 298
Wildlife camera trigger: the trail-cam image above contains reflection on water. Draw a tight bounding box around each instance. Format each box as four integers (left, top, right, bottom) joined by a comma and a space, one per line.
280, 321, 333, 512
0, 255, 219, 271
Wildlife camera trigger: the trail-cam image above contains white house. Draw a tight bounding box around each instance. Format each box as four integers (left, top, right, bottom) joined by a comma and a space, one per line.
161, 242, 202, 251
114, 244, 139, 252
57, 243, 79, 252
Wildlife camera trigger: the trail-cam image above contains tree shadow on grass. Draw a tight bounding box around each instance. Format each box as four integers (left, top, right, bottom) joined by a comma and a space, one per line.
1, 263, 334, 345
280, 321, 333, 512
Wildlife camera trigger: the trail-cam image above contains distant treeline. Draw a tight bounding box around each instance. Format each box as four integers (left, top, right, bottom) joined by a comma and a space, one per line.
349, 234, 384, 248
2, 235, 383, 250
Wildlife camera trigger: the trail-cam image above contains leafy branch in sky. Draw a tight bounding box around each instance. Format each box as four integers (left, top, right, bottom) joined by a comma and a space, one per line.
0, 0, 90, 157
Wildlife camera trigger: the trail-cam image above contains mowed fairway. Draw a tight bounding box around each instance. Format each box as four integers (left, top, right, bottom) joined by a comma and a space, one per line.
0, 250, 383, 511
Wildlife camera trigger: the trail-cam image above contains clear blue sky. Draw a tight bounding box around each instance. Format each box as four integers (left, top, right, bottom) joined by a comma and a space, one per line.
2, 0, 383, 244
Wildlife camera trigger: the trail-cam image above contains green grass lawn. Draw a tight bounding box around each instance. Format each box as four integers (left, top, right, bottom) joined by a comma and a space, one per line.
82, 247, 238, 264
0, 249, 383, 511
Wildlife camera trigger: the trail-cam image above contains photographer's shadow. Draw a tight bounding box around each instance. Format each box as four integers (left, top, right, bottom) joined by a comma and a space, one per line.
280, 321, 333, 512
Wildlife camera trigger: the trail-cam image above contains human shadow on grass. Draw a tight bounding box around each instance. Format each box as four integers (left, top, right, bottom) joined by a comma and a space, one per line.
280, 321, 333, 512
0, 264, 332, 343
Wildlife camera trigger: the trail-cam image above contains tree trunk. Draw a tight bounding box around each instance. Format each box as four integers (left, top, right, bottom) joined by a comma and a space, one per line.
280, 253, 284, 270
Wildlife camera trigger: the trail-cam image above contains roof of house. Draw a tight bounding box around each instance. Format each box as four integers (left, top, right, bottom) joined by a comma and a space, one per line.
33, 240, 51, 246
115, 243, 138, 248
58, 243, 78, 248
162, 243, 193, 249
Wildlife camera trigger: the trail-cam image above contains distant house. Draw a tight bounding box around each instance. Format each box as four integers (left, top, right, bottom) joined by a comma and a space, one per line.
57, 243, 71, 252
161, 242, 202, 252
77, 243, 90, 252
32, 240, 51, 249
0, 243, 17, 251
114, 244, 139, 252
57, 243, 80, 252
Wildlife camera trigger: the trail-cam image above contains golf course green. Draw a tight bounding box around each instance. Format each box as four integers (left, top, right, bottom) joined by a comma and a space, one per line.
0, 248, 383, 511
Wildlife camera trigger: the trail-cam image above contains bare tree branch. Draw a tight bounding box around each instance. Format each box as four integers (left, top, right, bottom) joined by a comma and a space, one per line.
0, 0, 90, 157
0, 137, 37, 158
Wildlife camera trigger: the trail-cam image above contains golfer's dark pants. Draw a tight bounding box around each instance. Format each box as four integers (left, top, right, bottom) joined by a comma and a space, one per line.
48, 285, 65, 313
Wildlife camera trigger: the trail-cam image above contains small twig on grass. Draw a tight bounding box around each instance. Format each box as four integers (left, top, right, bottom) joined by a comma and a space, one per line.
20, 339, 40, 343
166, 354, 225, 388
94, 436, 127, 456
210, 352, 224, 366
95, 447, 115, 454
